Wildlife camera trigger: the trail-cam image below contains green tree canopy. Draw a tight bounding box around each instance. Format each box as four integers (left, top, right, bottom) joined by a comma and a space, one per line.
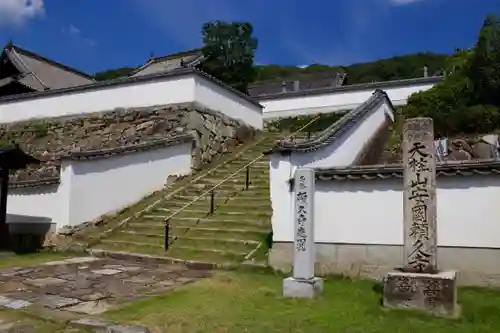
94, 67, 135, 81
199, 21, 258, 94
404, 14, 500, 136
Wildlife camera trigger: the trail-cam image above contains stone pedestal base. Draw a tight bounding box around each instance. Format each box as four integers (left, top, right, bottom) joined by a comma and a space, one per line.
283, 277, 323, 298
383, 270, 459, 318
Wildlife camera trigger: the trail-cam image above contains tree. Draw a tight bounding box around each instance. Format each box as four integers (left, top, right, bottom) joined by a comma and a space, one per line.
467, 14, 500, 106
403, 14, 500, 136
94, 67, 136, 81
199, 21, 258, 94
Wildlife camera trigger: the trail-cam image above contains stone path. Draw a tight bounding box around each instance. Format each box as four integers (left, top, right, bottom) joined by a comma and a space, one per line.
0, 256, 211, 316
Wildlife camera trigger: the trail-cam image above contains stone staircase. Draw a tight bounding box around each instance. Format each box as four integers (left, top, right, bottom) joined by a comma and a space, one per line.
90, 132, 279, 264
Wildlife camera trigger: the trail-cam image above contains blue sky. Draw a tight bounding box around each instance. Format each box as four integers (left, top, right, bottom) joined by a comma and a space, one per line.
0, 0, 497, 75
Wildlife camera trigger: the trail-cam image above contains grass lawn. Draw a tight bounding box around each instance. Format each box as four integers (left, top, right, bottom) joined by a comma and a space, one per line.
0, 251, 85, 269
104, 270, 500, 333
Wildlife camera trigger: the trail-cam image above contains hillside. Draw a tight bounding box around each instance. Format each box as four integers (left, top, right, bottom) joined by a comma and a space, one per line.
93, 52, 449, 84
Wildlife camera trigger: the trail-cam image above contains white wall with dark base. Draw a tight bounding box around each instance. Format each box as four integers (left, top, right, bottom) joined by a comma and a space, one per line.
6, 142, 193, 232
62, 142, 193, 227
260, 80, 437, 119
269, 174, 500, 287
270, 101, 394, 243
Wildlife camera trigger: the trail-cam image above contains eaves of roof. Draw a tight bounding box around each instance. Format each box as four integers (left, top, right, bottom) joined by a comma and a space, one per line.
265, 89, 394, 154
8, 134, 195, 188
312, 159, 500, 182
9, 45, 94, 80
128, 49, 203, 77
0, 67, 262, 108
60, 133, 194, 161
256, 76, 443, 101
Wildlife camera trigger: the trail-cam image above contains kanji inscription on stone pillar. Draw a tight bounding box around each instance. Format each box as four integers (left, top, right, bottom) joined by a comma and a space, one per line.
402, 117, 437, 274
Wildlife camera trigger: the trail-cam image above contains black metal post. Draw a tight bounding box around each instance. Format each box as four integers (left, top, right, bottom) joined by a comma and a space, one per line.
0, 168, 9, 250
210, 190, 215, 214
245, 166, 250, 190
307, 130, 311, 140
164, 220, 170, 251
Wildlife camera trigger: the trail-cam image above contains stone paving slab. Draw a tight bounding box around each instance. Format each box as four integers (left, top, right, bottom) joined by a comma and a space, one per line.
0, 257, 211, 316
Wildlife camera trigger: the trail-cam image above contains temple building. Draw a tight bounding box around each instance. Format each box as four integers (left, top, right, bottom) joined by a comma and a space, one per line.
0, 42, 95, 98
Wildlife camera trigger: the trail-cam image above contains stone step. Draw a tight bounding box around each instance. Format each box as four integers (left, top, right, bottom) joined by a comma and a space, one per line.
89, 133, 277, 263
219, 200, 271, 208
160, 200, 215, 210
130, 217, 270, 231
154, 207, 209, 214
143, 209, 209, 220
96, 240, 168, 257
165, 246, 245, 263
167, 242, 248, 260
101, 239, 163, 248
121, 227, 266, 242
217, 164, 268, 173
95, 241, 241, 264
172, 187, 238, 198
182, 227, 267, 241
170, 194, 270, 204
113, 231, 165, 246
122, 231, 260, 248
213, 207, 272, 216
193, 219, 271, 230
199, 177, 268, 185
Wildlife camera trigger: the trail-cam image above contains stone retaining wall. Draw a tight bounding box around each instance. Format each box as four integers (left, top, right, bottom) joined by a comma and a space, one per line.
0, 102, 255, 183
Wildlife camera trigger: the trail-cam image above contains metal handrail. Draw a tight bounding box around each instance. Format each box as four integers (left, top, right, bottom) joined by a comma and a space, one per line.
163, 115, 322, 249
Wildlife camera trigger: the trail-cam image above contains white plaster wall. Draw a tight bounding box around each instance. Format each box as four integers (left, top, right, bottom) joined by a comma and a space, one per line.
260, 82, 435, 119
63, 142, 193, 227
273, 175, 500, 249
0, 74, 263, 129
270, 101, 394, 242
194, 76, 263, 129
7, 184, 60, 226
0, 77, 195, 123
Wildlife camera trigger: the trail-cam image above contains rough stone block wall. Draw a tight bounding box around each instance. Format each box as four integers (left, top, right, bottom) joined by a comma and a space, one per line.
187, 105, 255, 169
0, 102, 256, 183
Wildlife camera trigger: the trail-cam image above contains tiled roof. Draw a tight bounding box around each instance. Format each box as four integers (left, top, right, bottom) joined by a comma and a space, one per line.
267, 89, 393, 154
0, 67, 262, 107
4, 44, 95, 91
60, 134, 194, 161
130, 49, 203, 77
255, 76, 443, 101
10, 177, 60, 189
313, 159, 500, 182
248, 71, 347, 97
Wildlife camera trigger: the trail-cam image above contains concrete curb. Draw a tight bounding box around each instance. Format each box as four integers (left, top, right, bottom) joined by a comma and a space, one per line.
88, 248, 269, 271
70, 318, 151, 333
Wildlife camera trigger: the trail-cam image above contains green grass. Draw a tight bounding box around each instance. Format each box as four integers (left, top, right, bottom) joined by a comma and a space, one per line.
0, 251, 85, 269
104, 270, 500, 333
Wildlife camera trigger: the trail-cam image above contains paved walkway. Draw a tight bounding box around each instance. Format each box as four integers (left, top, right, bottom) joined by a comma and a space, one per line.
0, 256, 211, 315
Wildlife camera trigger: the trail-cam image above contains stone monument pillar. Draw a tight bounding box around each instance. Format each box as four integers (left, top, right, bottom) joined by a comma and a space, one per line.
283, 168, 323, 298
383, 117, 459, 318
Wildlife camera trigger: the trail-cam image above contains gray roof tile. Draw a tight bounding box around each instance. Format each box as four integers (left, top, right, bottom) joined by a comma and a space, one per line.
312, 159, 500, 181
4, 44, 94, 91
131, 50, 203, 77
249, 71, 347, 97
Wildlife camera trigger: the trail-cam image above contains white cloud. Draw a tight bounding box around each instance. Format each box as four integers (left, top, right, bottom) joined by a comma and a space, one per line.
0, 0, 45, 25
390, 0, 423, 5
62, 24, 97, 48
62, 24, 81, 35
